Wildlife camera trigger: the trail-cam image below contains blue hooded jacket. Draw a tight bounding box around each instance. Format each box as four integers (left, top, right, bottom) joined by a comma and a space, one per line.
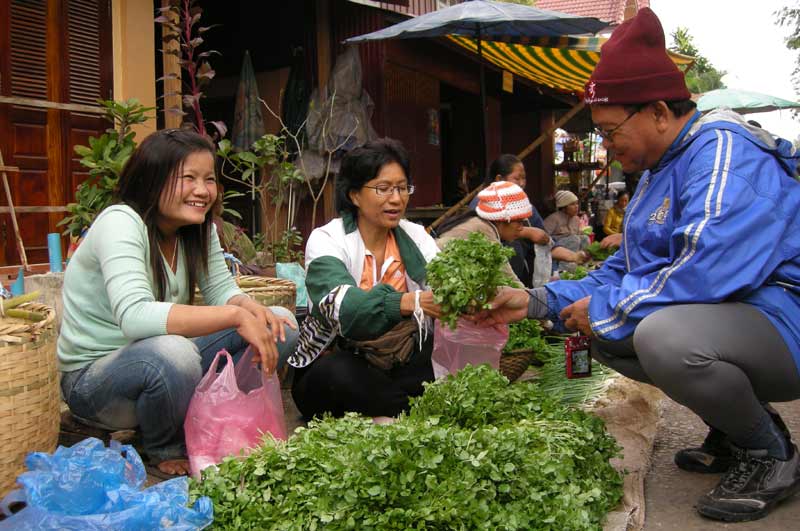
545, 109, 800, 374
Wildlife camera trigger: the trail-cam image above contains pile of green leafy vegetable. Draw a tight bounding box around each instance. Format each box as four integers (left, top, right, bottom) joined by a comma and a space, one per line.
503, 318, 547, 354
585, 242, 618, 261
559, 266, 589, 281
192, 365, 623, 530
426, 232, 516, 329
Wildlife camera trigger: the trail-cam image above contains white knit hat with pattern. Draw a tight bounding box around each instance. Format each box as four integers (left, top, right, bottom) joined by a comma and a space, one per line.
475, 181, 533, 222
555, 190, 579, 209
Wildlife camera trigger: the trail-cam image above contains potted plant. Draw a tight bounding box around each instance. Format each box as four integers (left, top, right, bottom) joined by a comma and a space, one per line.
59, 99, 153, 241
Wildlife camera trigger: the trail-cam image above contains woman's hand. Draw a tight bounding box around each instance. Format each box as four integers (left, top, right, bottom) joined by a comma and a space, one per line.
600, 233, 623, 249
229, 294, 297, 342
400, 290, 442, 319
231, 306, 279, 374
520, 226, 551, 246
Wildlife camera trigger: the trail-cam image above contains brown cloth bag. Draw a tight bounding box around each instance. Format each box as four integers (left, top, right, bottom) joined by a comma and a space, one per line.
340, 319, 419, 371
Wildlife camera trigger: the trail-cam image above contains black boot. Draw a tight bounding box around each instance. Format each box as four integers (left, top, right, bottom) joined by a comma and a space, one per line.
674, 407, 792, 474
675, 425, 733, 473
696, 444, 800, 522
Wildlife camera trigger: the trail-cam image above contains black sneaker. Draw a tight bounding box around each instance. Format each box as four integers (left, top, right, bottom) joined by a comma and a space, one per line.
696, 444, 800, 522
675, 408, 792, 474
675, 426, 734, 473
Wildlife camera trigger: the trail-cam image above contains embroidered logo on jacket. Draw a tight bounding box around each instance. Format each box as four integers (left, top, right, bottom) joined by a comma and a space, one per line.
648, 197, 670, 225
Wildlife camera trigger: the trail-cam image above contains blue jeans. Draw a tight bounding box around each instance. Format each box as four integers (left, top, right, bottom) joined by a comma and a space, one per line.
60, 306, 298, 462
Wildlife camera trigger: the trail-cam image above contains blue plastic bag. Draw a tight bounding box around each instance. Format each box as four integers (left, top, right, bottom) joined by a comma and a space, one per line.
276, 261, 308, 308
0, 438, 213, 530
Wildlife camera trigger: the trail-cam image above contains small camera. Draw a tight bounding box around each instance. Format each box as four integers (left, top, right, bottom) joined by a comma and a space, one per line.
565, 335, 592, 379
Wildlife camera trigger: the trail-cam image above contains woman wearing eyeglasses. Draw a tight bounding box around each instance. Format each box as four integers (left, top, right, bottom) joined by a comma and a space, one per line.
290, 138, 442, 420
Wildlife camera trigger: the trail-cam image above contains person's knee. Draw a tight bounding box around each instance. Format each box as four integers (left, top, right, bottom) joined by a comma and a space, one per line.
634, 308, 704, 378
270, 306, 299, 366
143, 335, 203, 388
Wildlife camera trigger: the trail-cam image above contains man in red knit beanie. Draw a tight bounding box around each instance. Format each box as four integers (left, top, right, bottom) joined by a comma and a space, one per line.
477, 7, 800, 523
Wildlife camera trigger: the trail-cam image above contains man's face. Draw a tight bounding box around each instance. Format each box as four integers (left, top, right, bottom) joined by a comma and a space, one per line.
592, 105, 656, 174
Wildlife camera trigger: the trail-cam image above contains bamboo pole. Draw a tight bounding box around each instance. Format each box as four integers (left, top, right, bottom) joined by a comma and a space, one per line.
0, 151, 28, 270
426, 184, 486, 234
0, 96, 105, 115
517, 101, 585, 160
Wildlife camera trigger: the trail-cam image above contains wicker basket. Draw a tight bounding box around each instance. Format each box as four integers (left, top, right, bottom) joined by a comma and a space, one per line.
194, 276, 297, 314
499, 349, 542, 383
0, 302, 59, 497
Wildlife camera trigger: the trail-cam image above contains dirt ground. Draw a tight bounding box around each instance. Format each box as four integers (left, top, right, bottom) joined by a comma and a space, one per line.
644, 399, 800, 530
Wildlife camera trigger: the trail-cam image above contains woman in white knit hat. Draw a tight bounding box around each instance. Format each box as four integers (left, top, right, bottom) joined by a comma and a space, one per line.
543, 190, 590, 261
436, 181, 533, 286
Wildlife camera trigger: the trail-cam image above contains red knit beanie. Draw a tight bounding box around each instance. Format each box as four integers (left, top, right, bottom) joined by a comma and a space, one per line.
584, 8, 690, 105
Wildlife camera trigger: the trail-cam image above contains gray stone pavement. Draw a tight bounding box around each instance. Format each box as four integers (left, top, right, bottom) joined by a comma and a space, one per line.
644, 399, 800, 530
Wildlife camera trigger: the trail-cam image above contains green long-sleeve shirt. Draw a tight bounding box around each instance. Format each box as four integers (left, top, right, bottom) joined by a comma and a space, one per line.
57, 205, 242, 372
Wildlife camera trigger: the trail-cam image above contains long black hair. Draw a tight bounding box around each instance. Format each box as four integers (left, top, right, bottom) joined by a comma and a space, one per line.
116, 128, 215, 303
335, 138, 411, 218
486, 153, 522, 184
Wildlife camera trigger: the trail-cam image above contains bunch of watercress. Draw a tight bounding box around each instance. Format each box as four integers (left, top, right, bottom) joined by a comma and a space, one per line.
503, 319, 548, 354
585, 242, 618, 261
559, 266, 589, 281
426, 232, 515, 329
192, 366, 623, 530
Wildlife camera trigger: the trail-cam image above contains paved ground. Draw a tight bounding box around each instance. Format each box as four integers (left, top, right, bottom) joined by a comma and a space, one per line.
644, 399, 800, 530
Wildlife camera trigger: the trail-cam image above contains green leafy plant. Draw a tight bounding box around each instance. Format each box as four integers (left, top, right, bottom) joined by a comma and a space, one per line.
585, 242, 618, 262
59, 99, 153, 237
426, 232, 515, 330
559, 266, 589, 281
191, 365, 623, 530
267, 226, 304, 264
155, 0, 225, 138
217, 134, 305, 264
503, 319, 547, 354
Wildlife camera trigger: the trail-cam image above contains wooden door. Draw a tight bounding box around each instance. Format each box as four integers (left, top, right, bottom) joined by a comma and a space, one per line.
0, 0, 112, 266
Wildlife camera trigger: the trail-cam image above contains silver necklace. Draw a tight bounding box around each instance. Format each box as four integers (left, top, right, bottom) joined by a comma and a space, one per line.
162, 237, 178, 271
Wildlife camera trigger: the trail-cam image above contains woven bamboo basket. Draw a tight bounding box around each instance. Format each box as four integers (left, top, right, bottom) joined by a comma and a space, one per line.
499, 349, 543, 383
0, 302, 59, 497
194, 276, 297, 314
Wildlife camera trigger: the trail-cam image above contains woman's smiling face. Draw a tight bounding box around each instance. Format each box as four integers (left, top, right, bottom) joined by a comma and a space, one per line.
156, 150, 217, 235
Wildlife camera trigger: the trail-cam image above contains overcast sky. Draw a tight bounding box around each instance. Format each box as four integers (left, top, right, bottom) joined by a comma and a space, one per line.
651, 0, 800, 141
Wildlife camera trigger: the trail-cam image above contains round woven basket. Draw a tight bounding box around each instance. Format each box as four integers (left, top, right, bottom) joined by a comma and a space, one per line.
194, 276, 297, 314
499, 349, 539, 383
0, 301, 59, 497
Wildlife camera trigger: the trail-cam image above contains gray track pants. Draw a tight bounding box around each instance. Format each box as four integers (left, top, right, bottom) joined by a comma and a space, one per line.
593, 303, 800, 444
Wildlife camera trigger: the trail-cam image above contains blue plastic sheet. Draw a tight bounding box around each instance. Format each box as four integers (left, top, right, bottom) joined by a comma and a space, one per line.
0, 438, 213, 530
276, 261, 308, 308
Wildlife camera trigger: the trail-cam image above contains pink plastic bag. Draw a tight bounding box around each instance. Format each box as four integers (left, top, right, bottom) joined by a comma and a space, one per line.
431, 318, 509, 378
184, 348, 287, 479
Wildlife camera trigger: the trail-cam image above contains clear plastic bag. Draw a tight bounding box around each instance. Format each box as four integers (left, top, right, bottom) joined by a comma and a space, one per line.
431, 319, 509, 378
184, 348, 287, 480
0, 437, 212, 530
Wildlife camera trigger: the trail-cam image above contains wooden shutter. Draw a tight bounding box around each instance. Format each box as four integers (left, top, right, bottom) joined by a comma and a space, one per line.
8, 0, 47, 99
67, 0, 103, 105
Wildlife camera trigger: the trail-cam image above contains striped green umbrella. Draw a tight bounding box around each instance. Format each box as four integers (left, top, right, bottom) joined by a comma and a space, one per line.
697, 88, 800, 115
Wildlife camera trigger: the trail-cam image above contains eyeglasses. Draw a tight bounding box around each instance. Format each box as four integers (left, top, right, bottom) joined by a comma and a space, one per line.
363, 184, 416, 197
593, 106, 644, 141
